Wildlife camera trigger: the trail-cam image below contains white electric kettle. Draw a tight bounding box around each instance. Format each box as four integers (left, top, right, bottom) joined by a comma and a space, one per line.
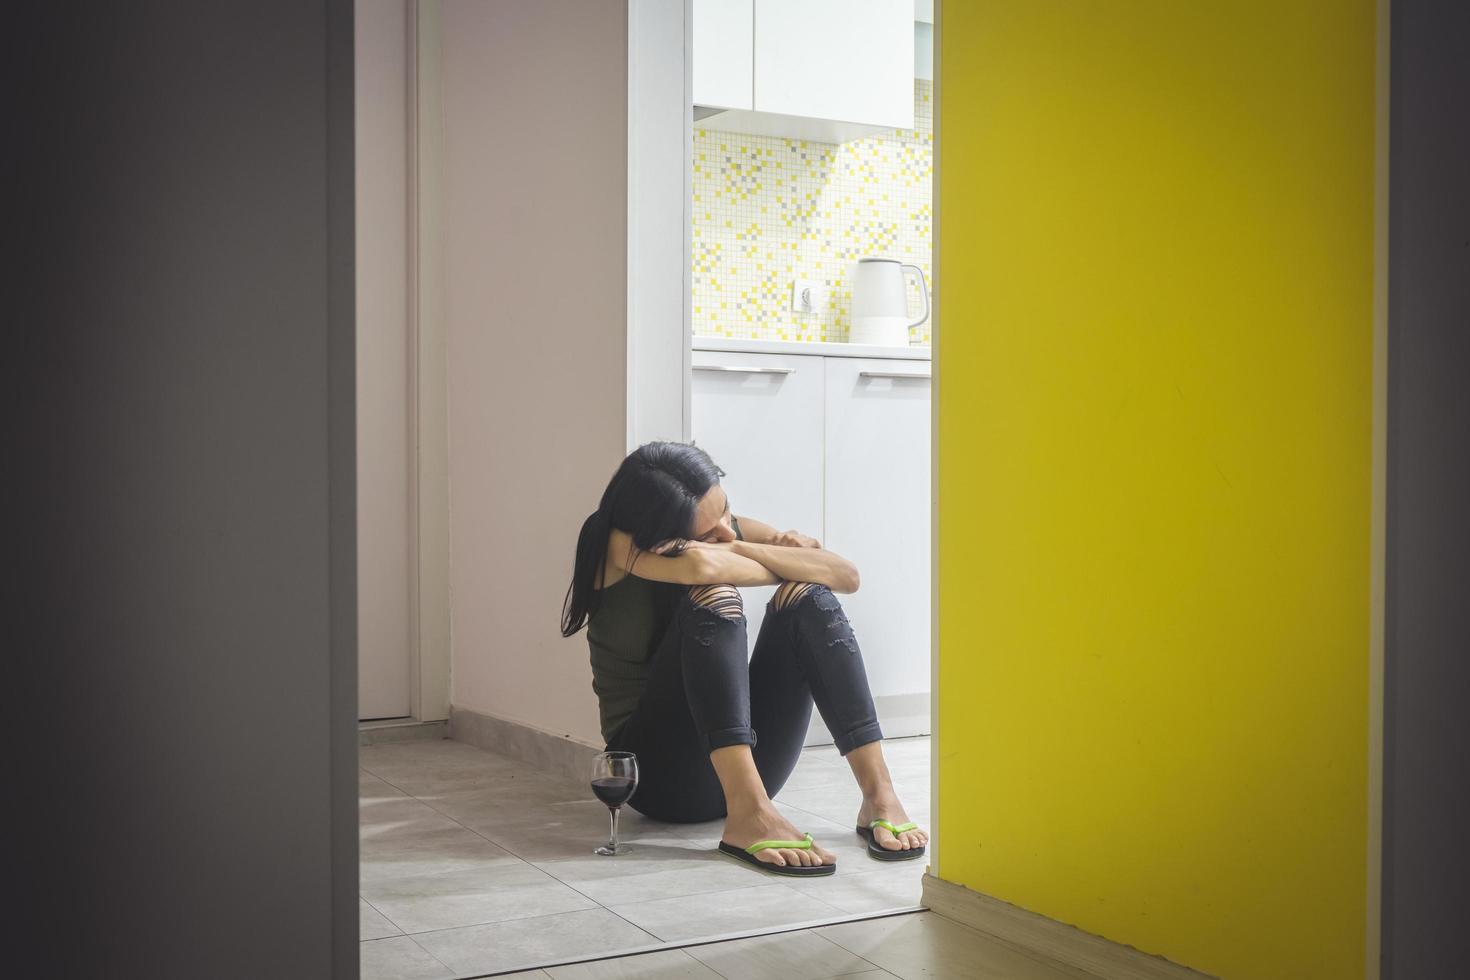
849, 257, 930, 347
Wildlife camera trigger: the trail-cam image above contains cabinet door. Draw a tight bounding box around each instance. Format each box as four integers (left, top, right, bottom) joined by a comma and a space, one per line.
754, 0, 914, 129
823, 357, 931, 722
690, 350, 825, 653
693, 0, 754, 110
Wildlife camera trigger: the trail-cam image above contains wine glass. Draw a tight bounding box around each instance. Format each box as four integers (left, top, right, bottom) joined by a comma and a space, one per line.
590, 750, 639, 856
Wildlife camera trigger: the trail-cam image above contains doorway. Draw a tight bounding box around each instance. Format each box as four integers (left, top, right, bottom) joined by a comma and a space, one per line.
355, 2, 936, 976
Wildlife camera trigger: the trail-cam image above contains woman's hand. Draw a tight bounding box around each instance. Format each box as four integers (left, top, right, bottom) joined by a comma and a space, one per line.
772, 530, 821, 549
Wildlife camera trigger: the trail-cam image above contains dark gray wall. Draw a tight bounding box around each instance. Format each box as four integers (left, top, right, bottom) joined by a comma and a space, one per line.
1383, 0, 1470, 977
7, 3, 357, 978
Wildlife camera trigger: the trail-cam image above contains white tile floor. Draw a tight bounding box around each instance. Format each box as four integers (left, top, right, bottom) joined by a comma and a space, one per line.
360, 736, 932, 979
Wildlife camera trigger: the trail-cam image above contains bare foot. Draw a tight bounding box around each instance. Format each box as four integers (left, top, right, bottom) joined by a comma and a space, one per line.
857, 790, 928, 852
722, 802, 836, 869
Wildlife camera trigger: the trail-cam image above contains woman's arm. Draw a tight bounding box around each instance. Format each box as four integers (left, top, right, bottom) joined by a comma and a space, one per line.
607, 528, 780, 587
699, 547, 783, 587
728, 540, 860, 594
732, 514, 778, 544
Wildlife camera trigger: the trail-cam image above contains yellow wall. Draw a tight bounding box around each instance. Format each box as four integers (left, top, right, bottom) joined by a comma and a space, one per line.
935, 4, 1377, 978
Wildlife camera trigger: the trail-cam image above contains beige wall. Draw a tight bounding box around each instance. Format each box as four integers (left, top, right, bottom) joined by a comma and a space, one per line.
440, 0, 629, 744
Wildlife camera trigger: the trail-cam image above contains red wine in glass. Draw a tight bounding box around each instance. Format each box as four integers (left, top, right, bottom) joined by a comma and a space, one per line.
591, 776, 636, 806
591, 751, 638, 856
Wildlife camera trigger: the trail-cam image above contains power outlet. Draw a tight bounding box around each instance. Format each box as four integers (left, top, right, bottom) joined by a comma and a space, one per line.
790, 279, 826, 314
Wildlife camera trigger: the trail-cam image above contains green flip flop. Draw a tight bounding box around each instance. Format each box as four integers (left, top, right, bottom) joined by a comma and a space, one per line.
717, 832, 836, 877
855, 819, 926, 861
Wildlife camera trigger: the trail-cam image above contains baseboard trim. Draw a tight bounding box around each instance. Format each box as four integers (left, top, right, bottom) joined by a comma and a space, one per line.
358, 718, 448, 746
921, 875, 1214, 980
448, 706, 602, 783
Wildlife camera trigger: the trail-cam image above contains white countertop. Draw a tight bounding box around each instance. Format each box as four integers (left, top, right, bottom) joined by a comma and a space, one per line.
692, 335, 931, 361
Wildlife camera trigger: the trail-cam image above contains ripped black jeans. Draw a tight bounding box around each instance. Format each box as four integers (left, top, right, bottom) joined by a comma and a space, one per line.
605, 583, 883, 823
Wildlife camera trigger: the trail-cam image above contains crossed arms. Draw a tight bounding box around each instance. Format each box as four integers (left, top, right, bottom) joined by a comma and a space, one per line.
606, 515, 860, 594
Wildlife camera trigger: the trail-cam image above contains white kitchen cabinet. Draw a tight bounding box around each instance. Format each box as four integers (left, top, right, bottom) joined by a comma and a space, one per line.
692, 0, 753, 110
753, 0, 913, 130
693, 0, 915, 142
690, 343, 932, 742
822, 356, 931, 721
689, 349, 826, 652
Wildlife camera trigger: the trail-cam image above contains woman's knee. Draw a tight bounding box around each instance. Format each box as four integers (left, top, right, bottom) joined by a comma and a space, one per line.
770, 582, 857, 652
688, 583, 743, 622
771, 580, 825, 612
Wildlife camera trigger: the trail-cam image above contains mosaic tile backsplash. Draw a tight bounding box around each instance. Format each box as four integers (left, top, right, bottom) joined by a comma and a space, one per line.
692, 80, 932, 345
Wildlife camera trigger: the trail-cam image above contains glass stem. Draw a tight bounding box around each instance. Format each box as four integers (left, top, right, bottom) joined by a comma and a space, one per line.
607, 805, 621, 850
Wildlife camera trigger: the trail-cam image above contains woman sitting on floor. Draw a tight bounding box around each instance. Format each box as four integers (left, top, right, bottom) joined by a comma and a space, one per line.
561, 441, 927, 876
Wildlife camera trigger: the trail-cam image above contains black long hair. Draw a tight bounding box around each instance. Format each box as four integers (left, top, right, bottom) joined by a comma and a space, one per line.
560, 441, 725, 636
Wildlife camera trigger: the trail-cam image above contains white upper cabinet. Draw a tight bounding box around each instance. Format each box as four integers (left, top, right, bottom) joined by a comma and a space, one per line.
753, 0, 913, 130
692, 0, 753, 110
693, 0, 915, 141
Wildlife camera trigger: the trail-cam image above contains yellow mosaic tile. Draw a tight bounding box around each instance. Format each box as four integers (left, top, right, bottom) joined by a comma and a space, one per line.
692, 80, 933, 345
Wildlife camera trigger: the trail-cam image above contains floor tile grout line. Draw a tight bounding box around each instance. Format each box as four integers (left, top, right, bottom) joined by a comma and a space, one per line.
358, 844, 547, 891
526, 865, 794, 914
356, 930, 462, 979
377, 888, 896, 976
406, 905, 664, 979
360, 853, 561, 891
437, 907, 928, 980
360, 767, 426, 800
359, 892, 409, 941
599, 903, 679, 957
397, 775, 587, 861
599, 876, 841, 924
400, 899, 662, 944
589, 878, 854, 947
366, 898, 618, 952
407, 931, 462, 979
685, 927, 891, 980
809, 927, 889, 970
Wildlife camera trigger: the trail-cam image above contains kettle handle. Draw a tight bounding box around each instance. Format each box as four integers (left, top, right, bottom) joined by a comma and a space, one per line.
901, 264, 930, 329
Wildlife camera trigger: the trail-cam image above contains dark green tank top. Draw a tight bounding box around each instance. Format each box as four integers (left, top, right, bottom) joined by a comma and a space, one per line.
587, 516, 743, 745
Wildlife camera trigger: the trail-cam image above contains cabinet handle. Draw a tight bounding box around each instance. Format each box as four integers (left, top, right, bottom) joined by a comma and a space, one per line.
692, 365, 796, 375
859, 370, 931, 380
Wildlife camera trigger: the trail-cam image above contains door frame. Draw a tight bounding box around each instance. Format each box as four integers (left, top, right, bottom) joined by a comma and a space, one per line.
404, 0, 451, 724
928, 0, 942, 876
627, 0, 695, 448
